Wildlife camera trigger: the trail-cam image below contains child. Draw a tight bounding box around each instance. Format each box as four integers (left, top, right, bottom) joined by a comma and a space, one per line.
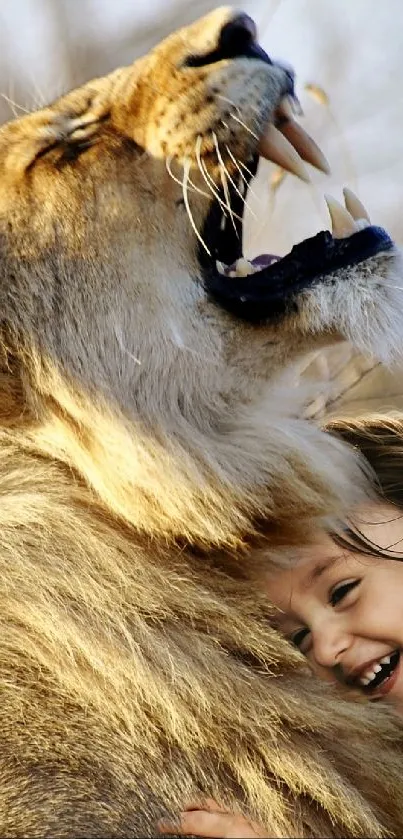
160, 414, 403, 838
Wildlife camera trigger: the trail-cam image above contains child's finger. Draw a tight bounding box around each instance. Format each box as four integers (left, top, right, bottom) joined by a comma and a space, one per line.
159, 811, 226, 836
158, 809, 266, 837
184, 798, 230, 814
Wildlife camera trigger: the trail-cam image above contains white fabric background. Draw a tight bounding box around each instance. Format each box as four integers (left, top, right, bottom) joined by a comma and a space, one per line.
0, 0, 402, 414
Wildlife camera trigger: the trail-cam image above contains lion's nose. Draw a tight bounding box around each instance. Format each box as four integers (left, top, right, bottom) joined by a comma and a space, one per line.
218, 12, 272, 65
218, 13, 257, 52
183, 11, 276, 69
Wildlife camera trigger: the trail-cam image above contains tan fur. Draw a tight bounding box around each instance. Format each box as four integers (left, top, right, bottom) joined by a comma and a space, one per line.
0, 7, 403, 836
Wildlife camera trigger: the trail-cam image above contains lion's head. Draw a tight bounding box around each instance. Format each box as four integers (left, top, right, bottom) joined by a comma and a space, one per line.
1, 7, 403, 838
0, 6, 402, 546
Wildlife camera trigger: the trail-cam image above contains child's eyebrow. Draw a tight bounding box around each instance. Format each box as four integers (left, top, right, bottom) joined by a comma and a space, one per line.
302, 554, 342, 590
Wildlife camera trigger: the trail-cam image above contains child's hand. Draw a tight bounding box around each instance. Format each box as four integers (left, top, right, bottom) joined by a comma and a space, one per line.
158, 798, 269, 838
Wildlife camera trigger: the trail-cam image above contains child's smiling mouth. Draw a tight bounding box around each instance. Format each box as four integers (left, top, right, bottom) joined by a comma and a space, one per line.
347, 650, 401, 698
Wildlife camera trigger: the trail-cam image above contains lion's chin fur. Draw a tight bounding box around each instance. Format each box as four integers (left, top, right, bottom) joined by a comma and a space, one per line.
0, 6, 403, 838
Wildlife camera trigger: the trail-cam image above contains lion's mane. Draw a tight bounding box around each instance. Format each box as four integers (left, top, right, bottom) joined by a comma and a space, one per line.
0, 7, 403, 837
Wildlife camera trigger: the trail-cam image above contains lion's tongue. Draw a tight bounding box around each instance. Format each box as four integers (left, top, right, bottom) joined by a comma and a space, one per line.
251, 254, 280, 268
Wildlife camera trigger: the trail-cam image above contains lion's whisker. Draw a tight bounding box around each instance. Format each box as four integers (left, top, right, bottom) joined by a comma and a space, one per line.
195, 136, 231, 218
229, 112, 260, 142
217, 93, 242, 116
1, 92, 30, 118
219, 165, 238, 236
224, 146, 261, 204
166, 155, 211, 200
237, 159, 258, 181
213, 134, 238, 237
197, 145, 244, 223
182, 158, 211, 257
188, 176, 211, 201
212, 135, 236, 195
199, 159, 244, 223
213, 132, 245, 203
214, 137, 258, 221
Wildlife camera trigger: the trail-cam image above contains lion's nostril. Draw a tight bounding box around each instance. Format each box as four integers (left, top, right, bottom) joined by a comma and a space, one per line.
183, 11, 272, 69
218, 13, 272, 65
218, 13, 257, 54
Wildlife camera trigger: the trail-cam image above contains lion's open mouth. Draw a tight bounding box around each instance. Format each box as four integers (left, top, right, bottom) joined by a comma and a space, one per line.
201, 83, 393, 323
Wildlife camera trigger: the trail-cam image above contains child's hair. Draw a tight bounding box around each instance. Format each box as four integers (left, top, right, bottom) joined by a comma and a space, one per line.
324, 414, 403, 558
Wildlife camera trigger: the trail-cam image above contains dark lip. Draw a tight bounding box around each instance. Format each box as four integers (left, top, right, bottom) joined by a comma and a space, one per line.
199, 156, 394, 324
203, 225, 394, 323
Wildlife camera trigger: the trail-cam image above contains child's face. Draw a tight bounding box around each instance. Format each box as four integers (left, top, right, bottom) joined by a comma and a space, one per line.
266, 503, 403, 712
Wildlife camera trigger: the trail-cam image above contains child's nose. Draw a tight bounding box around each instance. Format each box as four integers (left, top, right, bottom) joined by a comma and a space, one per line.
312, 622, 350, 669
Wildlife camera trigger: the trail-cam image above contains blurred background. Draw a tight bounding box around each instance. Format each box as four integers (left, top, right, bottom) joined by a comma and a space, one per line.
1, 0, 402, 418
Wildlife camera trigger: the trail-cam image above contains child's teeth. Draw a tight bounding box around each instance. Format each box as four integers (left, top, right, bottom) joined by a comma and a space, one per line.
359, 653, 398, 688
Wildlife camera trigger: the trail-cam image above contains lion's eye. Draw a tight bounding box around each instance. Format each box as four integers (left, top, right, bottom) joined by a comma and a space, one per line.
30, 138, 90, 170
55, 138, 95, 168
29, 111, 107, 170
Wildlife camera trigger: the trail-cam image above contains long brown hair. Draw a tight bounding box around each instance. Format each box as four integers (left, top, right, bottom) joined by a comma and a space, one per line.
325, 414, 403, 558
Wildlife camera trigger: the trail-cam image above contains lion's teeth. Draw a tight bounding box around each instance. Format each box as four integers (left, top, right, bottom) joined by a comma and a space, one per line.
343, 187, 371, 224
217, 258, 258, 278
216, 258, 257, 277
276, 103, 330, 175
354, 218, 371, 231
281, 120, 331, 175
373, 664, 382, 673
258, 123, 310, 183
361, 676, 371, 686
325, 194, 358, 238
233, 257, 256, 277
277, 97, 294, 121
380, 655, 391, 665
216, 260, 227, 274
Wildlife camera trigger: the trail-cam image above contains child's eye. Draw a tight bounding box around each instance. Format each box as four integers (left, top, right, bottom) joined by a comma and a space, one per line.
329, 578, 360, 607
290, 627, 310, 650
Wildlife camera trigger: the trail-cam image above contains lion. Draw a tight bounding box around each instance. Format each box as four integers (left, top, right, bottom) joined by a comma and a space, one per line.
1, 6, 403, 837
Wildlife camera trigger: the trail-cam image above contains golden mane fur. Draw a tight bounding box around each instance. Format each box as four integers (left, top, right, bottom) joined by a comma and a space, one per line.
1, 7, 403, 837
